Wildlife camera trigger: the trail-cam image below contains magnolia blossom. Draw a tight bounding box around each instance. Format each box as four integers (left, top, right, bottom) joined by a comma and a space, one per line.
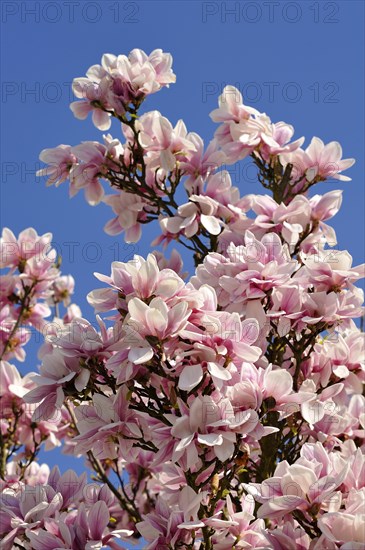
70, 48, 176, 130
37, 145, 77, 187
281, 136, 355, 184
160, 195, 222, 238
123, 110, 196, 174
73, 389, 141, 460
0, 466, 132, 550
136, 495, 195, 549
182, 135, 226, 193
264, 520, 311, 550
210, 86, 304, 164
245, 442, 350, 520
0, 361, 67, 452
0, 227, 53, 270
0, 229, 80, 363
47, 275, 75, 306
88, 253, 186, 311
103, 191, 151, 242
170, 395, 258, 468
206, 495, 268, 549
24, 315, 120, 421
298, 248, 365, 291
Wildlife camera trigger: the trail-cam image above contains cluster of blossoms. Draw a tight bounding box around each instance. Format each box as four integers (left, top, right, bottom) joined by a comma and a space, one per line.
70, 48, 176, 130
1, 48, 364, 549
210, 86, 354, 183
0, 463, 133, 549
0, 360, 71, 473
0, 227, 80, 363
0, 228, 81, 490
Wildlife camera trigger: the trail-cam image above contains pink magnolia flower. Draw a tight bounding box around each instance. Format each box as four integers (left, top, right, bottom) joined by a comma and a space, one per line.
114, 48, 176, 96
0, 360, 36, 403
0, 309, 31, 362
150, 249, 187, 279
47, 315, 116, 358
264, 520, 311, 550
26, 501, 133, 550
24, 313, 123, 420
203, 170, 243, 217
176, 307, 262, 392
181, 135, 226, 194
47, 275, 75, 307
37, 145, 77, 187
0, 483, 63, 549
2, 462, 50, 488
71, 69, 112, 131
125, 296, 190, 363
26, 500, 133, 550
281, 137, 355, 183
267, 282, 356, 333
258, 120, 304, 160
206, 494, 268, 549
24, 340, 99, 422
123, 110, 196, 172
0, 362, 63, 452
171, 394, 259, 469
209, 86, 262, 163
88, 253, 185, 313
46, 467, 87, 508
218, 231, 297, 306
191, 251, 244, 308
210, 86, 303, 164
252, 194, 312, 246
318, 510, 365, 549
210, 85, 260, 124
310, 189, 343, 221
191, 310, 261, 359
70, 49, 176, 130
297, 248, 365, 292
73, 388, 141, 460
19, 255, 58, 294
299, 380, 344, 429
63, 303, 82, 324
70, 135, 124, 205
103, 191, 152, 242
160, 195, 222, 238
245, 450, 348, 520
260, 365, 313, 416
302, 324, 365, 388
136, 495, 194, 550
0, 228, 53, 270
304, 190, 344, 248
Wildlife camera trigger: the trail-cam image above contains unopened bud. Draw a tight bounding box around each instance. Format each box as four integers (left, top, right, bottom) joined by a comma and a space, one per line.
211, 473, 220, 494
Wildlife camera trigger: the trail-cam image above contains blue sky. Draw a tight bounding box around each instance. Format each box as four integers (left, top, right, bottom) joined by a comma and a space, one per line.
1, 0, 364, 529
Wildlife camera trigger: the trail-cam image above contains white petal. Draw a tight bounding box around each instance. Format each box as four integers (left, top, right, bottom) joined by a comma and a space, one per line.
301, 400, 325, 425
200, 214, 221, 235
207, 362, 231, 381
178, 365, 203, 391
332, 364, 349, 378
74, 369, 90, 392
128, 347, 153, 364
197, 433, 223, 446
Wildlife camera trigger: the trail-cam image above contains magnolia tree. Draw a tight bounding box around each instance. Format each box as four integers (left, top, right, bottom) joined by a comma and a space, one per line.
1, 48, 364, 550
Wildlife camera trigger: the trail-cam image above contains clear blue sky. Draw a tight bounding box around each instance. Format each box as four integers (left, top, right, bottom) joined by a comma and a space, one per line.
1, 0, 364, 519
